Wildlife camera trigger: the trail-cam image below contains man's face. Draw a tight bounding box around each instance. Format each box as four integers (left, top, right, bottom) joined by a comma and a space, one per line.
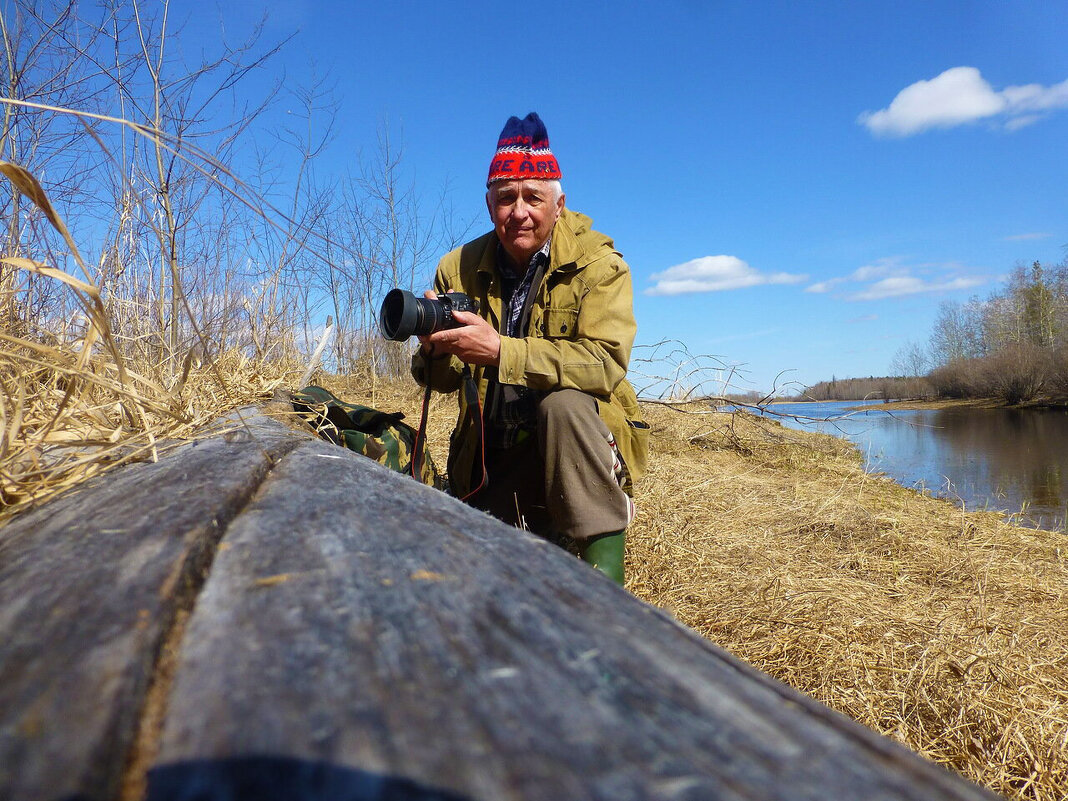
486, 179, 565, 267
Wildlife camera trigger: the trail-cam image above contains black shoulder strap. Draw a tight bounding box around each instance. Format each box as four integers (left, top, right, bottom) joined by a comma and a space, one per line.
517, 258, 549, 338
459, 365, 487, 500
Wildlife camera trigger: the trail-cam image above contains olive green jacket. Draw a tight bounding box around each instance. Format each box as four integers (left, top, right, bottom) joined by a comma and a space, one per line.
412, 207, 649, 499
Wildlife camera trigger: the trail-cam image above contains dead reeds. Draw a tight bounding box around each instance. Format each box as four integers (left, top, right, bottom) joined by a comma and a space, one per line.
0, 156, 303, 514
0, 330, 298, 512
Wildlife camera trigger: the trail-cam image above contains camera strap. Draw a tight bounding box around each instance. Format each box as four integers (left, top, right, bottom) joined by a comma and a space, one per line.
412, 379, 433, 484
413, 362, 487, 501
516, 259, 548, 339
458, 365, 488, 500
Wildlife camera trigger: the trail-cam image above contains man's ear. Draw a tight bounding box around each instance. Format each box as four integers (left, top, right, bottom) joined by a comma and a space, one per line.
555, 191, 566, 218
485, 190, 493, 218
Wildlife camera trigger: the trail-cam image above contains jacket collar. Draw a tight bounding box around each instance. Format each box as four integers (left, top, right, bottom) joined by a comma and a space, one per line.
549, 208, 585, 271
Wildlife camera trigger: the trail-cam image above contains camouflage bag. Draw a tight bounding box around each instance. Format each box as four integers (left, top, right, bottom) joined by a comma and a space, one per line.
291, 385, 443, 490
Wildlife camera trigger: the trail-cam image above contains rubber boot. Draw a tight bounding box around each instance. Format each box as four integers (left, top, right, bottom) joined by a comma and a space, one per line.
579, 530, 625, 585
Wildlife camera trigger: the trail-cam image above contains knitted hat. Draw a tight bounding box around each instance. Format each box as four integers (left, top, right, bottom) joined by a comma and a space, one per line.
486, 112, 562, 185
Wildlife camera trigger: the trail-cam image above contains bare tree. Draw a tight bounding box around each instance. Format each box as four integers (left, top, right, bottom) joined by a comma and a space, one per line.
1, 0, 475, 399
930, 298, 986, 364
106, 0, 286, 361
0, 1, 120, 333
329, 123, 460, 380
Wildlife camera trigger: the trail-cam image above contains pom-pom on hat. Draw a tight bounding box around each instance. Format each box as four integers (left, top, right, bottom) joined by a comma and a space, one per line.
486, 112, 562, 186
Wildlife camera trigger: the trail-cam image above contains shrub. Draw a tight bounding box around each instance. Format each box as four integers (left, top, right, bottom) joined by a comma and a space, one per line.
978, 343, 1049, 404
1044, 345, 1068, 400
928, 359, 977, 399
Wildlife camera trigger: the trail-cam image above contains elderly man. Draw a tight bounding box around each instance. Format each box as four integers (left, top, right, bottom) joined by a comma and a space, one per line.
412, 112, 648, 584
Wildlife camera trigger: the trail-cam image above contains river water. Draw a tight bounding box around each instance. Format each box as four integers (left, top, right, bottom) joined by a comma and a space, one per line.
749, 400, 1068, 531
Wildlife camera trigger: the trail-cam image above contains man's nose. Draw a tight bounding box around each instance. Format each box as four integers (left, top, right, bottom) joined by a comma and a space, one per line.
510, 198, 529, 219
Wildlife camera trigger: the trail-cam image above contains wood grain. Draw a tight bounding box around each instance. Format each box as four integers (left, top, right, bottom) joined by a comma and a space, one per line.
0, 409, 306, 801
150, 436, 999, 801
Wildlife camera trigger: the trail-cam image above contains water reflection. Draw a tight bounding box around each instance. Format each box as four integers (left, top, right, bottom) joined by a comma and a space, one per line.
929, 408, 1067, 524
748, 401, 1068, 531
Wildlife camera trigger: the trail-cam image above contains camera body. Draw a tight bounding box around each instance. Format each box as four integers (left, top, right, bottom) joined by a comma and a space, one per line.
379, 288, 479, 341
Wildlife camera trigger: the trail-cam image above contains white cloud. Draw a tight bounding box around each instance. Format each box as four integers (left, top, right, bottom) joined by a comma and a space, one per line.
808, 257, 987, 301
805, 258, 901, 294
1002, 79, 1068, 112
859, 67, 1068, 136
848, 275, 985, 301
850, 261, 899, 281
1004, 114, 1042, 132
645, 255, 806, 296
1002, 232, 1052, 241
804, 280, 838, 294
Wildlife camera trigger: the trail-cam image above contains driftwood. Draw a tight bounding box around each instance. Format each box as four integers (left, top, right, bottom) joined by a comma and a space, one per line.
0, 407, 998, 801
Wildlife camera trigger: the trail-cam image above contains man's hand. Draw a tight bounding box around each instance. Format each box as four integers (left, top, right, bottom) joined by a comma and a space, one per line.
417, 290, 501, 366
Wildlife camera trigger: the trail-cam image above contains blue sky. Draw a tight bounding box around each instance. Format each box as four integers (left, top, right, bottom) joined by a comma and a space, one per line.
188, 0, 1066, 394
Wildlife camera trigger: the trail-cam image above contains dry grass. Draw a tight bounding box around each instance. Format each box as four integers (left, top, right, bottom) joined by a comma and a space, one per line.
0, 157, 307, 516
0, 342, 301, 515
0, 358, 427, 518
626, 401, 1068, 801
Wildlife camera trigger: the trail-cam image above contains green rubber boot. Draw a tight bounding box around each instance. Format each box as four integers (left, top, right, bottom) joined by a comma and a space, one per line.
579, 530, 625, 585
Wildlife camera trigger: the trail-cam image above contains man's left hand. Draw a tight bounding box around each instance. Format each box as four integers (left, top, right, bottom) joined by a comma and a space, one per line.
424, 310, 501, 366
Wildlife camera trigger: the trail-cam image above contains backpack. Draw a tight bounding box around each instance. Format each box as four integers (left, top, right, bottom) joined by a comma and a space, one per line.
291, 385, 443, 490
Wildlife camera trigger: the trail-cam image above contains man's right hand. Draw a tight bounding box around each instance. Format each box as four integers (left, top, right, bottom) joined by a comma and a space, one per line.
418, 289, 501, 367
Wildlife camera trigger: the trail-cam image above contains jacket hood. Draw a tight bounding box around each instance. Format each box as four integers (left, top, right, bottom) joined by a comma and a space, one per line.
551, 208, 616, 271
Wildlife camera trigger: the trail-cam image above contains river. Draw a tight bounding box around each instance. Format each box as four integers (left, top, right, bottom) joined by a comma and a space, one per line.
748, 400, 1068, 531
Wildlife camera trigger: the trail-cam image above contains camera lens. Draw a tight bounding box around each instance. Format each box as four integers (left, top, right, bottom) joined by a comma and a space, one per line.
379, 289, 450, 340
379, 289, 419, 340
418, 296, 446, 334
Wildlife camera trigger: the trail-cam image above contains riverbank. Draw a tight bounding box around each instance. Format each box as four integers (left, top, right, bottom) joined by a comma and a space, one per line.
629, 401, 1066, 801
328, 380, 1066, 801
777, 397, 1017, 411
859, 396, 1068, 412
855, 397, 1006, 411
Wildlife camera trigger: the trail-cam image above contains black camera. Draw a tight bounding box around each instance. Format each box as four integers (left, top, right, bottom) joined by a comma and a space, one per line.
379, 288, 479, 341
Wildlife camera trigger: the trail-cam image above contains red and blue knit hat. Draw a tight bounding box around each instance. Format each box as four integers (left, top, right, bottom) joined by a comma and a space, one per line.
486, 112, 562, 186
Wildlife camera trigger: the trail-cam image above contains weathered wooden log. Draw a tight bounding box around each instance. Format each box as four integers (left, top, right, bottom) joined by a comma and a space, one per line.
0, 408, 999, 801
0, 409, 303, 801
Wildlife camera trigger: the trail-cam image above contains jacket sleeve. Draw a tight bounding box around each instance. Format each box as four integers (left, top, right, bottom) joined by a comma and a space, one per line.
410, 264, 465, 393
496, 254, 636, 397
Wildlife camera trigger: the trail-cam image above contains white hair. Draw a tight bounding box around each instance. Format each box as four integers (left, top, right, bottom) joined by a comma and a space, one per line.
487, 178, 564, 203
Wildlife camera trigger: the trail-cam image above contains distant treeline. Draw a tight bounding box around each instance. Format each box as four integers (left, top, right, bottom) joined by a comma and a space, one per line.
923, 260, 1068, 404
800, 258, 1068, 405
797, 376, 924, 402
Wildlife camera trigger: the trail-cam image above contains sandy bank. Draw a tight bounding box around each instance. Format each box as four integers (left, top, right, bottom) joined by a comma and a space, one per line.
856, 397, 1068, 412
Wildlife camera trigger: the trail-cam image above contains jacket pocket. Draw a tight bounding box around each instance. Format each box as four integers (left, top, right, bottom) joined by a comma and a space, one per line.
541, 307, 579, 338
